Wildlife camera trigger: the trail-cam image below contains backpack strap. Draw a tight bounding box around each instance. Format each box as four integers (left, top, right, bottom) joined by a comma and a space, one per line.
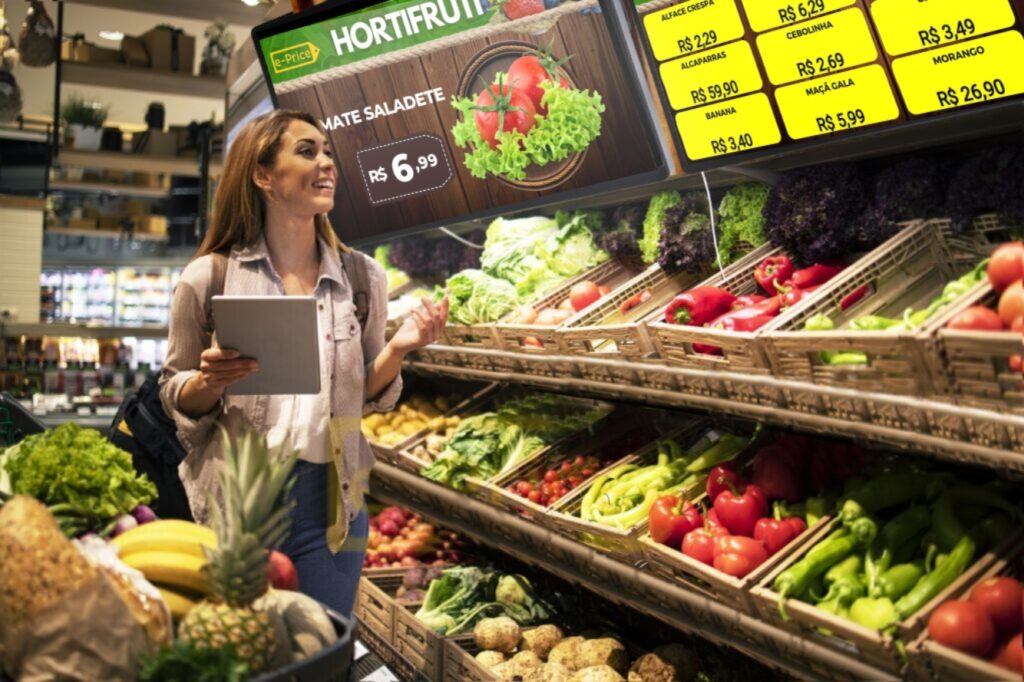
340, 250, 370, 333
204, 253, 229, 336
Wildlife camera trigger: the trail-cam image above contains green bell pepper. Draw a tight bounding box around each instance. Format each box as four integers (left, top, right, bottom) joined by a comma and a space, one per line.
849, 597, 898, 632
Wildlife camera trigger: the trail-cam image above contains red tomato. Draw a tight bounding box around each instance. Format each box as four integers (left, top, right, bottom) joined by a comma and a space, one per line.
522, 336, 543, 348
473, 81, 536, 149
681, 528, 716, 565
713, 552, 762, 578
992, 633, 1022, 673
558, 297, 576, 313
527, 489, 542, 504
928, 600, 996, 657
569, 281, 602, 312
543, 470, 559, 484
987, 242, 1024, 293
598, 285, 611, 296
947, 306, 1006, 331
998, 280, 1024, 327
506, 54, 568, 113
968, 577, 1023, 633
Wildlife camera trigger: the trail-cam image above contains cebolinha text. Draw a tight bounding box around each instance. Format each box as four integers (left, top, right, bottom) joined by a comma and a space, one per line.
330, 0, 487, 56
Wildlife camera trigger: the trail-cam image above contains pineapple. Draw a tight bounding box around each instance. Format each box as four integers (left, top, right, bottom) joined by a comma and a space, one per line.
178, 429, 297, 673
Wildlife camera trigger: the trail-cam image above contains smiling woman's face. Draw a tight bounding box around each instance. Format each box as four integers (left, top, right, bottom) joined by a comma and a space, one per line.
256, 118, 337, 217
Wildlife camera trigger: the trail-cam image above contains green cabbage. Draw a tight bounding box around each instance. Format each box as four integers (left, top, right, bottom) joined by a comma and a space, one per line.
444, 269, 519, 325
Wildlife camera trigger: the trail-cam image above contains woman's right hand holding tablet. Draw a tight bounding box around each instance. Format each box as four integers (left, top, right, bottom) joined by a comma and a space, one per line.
197, 347, 259, 394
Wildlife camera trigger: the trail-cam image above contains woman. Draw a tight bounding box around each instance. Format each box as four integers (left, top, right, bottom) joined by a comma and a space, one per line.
159, 109, 447, 616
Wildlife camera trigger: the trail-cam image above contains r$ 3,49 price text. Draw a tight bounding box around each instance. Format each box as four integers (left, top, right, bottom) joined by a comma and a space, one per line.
367, 153, 440, 185
919, 19, 976, 47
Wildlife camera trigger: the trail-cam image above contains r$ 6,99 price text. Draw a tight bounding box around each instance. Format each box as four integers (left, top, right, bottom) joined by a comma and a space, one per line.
367, 152, 440, 185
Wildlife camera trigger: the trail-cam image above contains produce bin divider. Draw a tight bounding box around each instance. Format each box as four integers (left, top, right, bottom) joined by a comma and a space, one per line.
354, 572, 404, 648
761, 218, 1004, 400
928, 279, 1024, 415
492, 260, 633, 353
905, 537, 1024, 681
442, 636, 497, 682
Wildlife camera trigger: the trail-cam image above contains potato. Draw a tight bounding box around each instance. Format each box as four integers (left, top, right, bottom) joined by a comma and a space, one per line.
548, 636, 586, 671
521, 624, 564, 661
473, 616, 520, 653
577, 638, 629, 673
571, 665, 625, 682
475, 650, 505, 669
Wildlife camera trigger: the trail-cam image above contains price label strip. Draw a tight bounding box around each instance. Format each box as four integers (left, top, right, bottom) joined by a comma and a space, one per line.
756, 7, 879, 84
739, 0, 855, 33
675, 92, 782, 160
774, 63, 900, 138
891, 30, 1024, 114
870, 0, 1017, 56
643, 0, 746, 63
356, 134, 454, 205
658, 40, 764, 110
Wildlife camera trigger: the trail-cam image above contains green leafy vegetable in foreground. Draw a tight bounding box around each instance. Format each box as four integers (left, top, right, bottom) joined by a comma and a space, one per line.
443, 269, 521, 325
716, 183, 770, 265
139, 641, 249, 682
3, 423, 155, 522
421, 394, 611, 489
451, 80, 604, 182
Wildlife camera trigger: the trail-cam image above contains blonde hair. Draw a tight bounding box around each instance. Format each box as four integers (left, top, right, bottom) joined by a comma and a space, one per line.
196, 109, 348, 258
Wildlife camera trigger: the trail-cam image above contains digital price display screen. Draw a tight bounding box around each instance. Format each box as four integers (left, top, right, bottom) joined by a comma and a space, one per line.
630, 0, 1024, 171
252, 0, 668, 243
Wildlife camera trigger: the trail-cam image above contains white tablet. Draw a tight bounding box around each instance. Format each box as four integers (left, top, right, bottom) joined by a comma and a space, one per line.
211, 296, 321, 395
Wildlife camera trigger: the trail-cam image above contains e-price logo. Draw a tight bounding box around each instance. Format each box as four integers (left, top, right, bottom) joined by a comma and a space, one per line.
270, 42, 321, 74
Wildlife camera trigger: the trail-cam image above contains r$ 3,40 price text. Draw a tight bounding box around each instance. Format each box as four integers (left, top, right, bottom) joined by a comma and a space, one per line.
367, 152, 440, 185
710, 133, 755, 154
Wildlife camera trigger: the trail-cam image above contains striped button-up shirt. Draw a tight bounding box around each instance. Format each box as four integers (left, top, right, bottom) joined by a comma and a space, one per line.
159, 236, 401, 551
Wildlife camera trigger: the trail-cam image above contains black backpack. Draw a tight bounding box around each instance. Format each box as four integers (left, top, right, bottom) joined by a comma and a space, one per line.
109, 250, 371, 521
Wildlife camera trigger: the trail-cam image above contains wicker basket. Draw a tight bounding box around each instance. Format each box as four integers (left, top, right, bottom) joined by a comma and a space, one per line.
255, 609, 354, 682
643, 237, 902, 374
762, 216, 1011, 399
443, 636, 497, 682
927, 281, 1024, 415
543, 419, 764, 564
905, 538, 1024, 682
493, 260, 637, 353
557, 264, 707, 373
751, 520, 1015, 673
639, 494, 831, 613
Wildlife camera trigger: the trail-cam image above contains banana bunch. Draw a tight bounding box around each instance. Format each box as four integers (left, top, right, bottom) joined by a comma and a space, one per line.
112, 519, 216, 621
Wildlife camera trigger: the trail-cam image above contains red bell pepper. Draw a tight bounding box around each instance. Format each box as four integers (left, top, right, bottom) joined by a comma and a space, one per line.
711, 535, 770, 577
620, 289, 653, 315
791, 262, 845, 289
708, 303, 779, 332
705, 507, 724, 530
751, 443, 804, 502
840, 284, 871, 311
778, 284, 820, 309
753, 516, 808, 555
706, 462, 744, 500
754, 256, 794, 294
664, 287, 736, 326
732, 294, 768, 310
713, 483, 767, 537
649, 495, 703, 548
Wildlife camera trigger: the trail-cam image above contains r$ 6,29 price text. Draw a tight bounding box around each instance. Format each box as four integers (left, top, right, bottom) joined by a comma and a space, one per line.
367, 152, 440, 185
777, 0, 826, 23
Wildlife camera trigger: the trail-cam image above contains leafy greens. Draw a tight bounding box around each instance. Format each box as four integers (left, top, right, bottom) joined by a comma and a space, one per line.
444, 269, 520, 325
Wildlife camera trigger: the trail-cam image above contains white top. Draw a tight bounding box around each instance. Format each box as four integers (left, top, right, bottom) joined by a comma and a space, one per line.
264, 283, 334, 463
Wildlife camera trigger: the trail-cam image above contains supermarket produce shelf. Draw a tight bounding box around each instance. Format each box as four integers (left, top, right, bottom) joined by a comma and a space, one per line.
48, 179, 168, 199
60, 61, 225, 99
59, 150, 223, 178
370, 462, 897, 682
1, 322, 169, 339
45, 226, 166, 242
407, 346, 1024, 476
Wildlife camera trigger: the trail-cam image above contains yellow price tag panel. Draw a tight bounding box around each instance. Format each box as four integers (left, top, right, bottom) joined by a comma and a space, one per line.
643, 0, 746, 63
658, 40, 764, 110
774, 64, 900, 138
756, 8, 879, 85
891, 30, 1024, 114
870, 0, 1017, 56
739, 0, 855, 33
675, 93, 782, 160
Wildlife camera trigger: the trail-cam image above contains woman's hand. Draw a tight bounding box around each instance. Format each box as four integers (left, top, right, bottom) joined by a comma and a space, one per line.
388, 296, 449, 356
196, 347, 259, 394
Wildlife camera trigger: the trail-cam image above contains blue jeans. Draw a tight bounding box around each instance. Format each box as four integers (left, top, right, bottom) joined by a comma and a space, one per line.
280, 461, 367, 617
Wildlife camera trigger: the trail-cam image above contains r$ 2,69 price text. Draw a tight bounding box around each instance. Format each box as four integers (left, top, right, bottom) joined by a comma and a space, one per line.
367, 152, 440, 185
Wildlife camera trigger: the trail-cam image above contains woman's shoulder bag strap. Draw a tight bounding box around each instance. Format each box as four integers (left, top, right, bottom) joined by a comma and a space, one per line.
340, 250, 370, 333
203, 253, 229, 335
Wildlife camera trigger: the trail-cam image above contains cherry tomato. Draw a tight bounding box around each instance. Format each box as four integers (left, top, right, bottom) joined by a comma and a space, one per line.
574, 455, 586, 467
987, 242, 1024, 293
473, 79, 536, 149
569, 476, 583, 487
561, 462, 572, 474
928, 600, 996, 657
527, 489, 542, 504
543, 470, 559, 484
582, 469, 594, 477
968, 577, 1023, 633
516, 481, 532, 496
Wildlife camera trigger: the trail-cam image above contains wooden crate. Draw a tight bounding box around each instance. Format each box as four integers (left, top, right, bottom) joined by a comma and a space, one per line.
556, 264, 705, 371
639, 498, 832, 613
443, 261, 623, 351
543, 419, 761, 564
365, 384, 499, 466
479, 413, 690, 528
493, 260, 637, 353
394, 603, 447, 681
443, 636, 497, 682
751, 521, 1014, 673
762, 217, 1010, 398
643, 237, 899, 374
353, 569, 405, 646
928, 281, 1024, 415
905, 538, 1024, 682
